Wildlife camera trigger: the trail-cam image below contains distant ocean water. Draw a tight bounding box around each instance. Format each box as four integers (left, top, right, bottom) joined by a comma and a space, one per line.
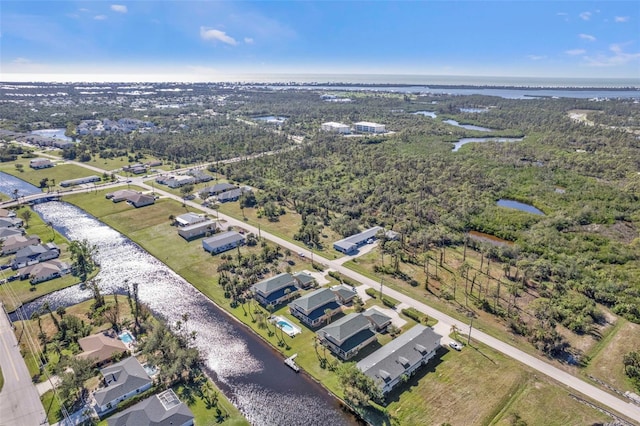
231, 73, 640, 89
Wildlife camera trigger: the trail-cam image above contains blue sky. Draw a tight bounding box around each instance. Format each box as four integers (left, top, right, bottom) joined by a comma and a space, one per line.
1, 1, 639, 82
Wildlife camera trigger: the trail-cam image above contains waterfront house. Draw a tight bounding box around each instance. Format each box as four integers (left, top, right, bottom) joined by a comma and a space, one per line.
0, 217, 24, 229
93, 357, 152, 415
202, 231, 245, 254
107, 190, 139, 202
316, 313, 377, 360
252, 272, 300, 307
12, 242, 60, 269
24, 260, 70, 284
0, 228, 25, 241
356, 325, 442, 396
0, 208, 17, 218
2, 235, 40, 255
78, 332, 128, 366
107, 388, 194, 426
289, 287, 341, 327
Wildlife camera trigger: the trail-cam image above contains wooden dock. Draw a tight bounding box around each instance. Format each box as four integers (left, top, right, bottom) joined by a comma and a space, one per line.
284, 353, 300, 372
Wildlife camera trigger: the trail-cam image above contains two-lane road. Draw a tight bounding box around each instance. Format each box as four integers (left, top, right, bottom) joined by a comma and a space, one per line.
0, 303, 48, 426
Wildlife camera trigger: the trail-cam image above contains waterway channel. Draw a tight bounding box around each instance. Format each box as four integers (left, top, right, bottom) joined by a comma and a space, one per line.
1, 173, 355, 425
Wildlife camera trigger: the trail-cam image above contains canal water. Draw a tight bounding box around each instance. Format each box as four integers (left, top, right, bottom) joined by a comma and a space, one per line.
0, 171, 355, 425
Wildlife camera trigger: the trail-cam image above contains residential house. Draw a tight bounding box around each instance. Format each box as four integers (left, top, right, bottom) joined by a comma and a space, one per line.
251, 272, 300, 307
202, 182, 237, 196
178, 220, 218, 240
78, 332, 128, 366
2, 235, 40, 255
333, 226, 385, 255
331, 284, 358, 305
289, 287, 341, 327
292, 271, 316, 289
0, 228, 24, 241
0, 208, 17, 218
93, 357, 153, 415
29, 158, 53, 169
202, 231, 245, 254
216, 188, 243, 203
0, 217, 23, 229
187, 169, 213, 183
167, 175, 195, 188
107, 190, 138, 202
356, 325, 442, 396
107, 388, 194, 426
175, 213, 207, 227
317, 313, 377, 360
363, 307, 393, 332
12, 243, 60, 269
127, 193, 155, 208
19, 260, 70, 284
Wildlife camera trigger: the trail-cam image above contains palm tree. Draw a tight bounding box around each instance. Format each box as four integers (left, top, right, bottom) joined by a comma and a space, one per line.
324, 308, 334, 325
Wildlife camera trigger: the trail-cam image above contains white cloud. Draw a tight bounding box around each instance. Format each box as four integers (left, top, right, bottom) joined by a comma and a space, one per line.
244, 37, 254, 44
579, 33, 596, 42
79, 8, 89, 12
111, 5, 128, 14
200, 27, 237, 45
584, 43, 640, 67
579, 11, 591, 21
565, 49, 586, 56
12, 57, 32, 64
526, 55, 546, 61
615, 16, 629, 23
94, 15, 107, 20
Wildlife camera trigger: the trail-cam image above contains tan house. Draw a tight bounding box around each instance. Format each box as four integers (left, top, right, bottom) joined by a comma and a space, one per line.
78, 333, 128, 365
2, 235, 40, 255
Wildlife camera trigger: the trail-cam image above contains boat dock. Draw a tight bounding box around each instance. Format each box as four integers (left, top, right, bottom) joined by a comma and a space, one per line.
284, 353, 300, 372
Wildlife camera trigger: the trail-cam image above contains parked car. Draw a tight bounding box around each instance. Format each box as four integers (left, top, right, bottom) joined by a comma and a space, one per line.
449, 341, 463, 351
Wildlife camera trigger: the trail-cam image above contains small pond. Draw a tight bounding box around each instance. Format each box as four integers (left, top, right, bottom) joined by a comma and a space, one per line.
30, 128, 73, 141
452, 137, 523, 152
443, 119, 493, 132
497, 199, 545, 215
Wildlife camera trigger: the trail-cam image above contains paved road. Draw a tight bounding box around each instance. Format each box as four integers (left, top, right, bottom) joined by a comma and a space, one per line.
11, 150, 640, 423
0, 303, 48, 426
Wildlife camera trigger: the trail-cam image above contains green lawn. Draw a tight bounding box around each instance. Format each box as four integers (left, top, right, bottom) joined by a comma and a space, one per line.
0, 162, 107, 192
84, 154, 170, 174
0, 366, 4, 392
41, 390, 63, 425
217, 201, 345, 259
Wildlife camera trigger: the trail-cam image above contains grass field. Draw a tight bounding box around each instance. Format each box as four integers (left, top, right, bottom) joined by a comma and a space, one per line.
0, 162, 106, 192
586, 319, 640, 393
84, 153, 170, 174
41, 389, 62, 424
217, 201, 345, 258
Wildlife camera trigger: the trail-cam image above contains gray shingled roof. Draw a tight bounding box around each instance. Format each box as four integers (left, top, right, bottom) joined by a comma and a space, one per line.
252, 272, 296, 295
363, 307, 392, 329
331, 284, 357, 301
107, 389, 194, 426
318, 312, 372, 344
94, 357, 152, 406
202, 231, 244, 250
356, 325, 442, 388
334, 226, 383, 252
289, 287, 336, 313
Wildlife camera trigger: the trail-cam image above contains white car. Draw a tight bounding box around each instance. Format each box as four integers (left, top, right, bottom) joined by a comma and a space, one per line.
449, 341, 463, 351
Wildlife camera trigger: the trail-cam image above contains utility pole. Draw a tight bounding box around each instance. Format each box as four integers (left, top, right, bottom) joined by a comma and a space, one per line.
380, 277, 384, 300
468, 317, 474, 345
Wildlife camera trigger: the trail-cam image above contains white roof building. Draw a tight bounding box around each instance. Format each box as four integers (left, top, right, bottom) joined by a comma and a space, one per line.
354, 121, 386, 134
321, 122, 350, 134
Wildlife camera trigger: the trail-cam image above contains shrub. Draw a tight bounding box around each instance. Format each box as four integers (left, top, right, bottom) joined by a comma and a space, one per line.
402, 307, 425, 323
365, 288, 377, 298
382, 297, 396, 308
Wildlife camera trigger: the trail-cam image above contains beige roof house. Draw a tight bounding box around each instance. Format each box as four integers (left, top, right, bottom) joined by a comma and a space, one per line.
78, 333, 128, 365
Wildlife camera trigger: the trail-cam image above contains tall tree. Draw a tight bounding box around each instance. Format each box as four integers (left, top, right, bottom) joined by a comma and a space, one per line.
69, 239, 98, 282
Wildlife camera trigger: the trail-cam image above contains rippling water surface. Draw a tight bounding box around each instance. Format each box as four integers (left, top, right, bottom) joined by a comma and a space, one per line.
24, 202, 354, 426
